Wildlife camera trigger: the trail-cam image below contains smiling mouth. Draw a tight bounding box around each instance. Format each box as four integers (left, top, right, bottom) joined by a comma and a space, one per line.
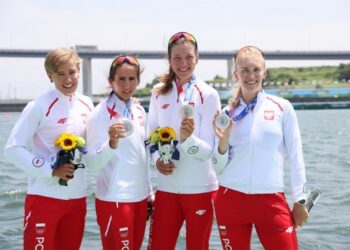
245, 81, 258, 85
63, 83, 74, 89
178, 68, 190, 73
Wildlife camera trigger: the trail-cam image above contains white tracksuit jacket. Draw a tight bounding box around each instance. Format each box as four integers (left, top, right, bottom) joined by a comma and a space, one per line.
3, 88, 94, 199
147, 77, 221, 194
86, 93, 153, 202
213, 91, 306, 202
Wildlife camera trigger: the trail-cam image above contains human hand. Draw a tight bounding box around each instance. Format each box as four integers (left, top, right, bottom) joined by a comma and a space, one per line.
292, 202, 309, 228
156, 158, 176, 175
108, 120, 127, 149
52, 163, 75, 180
180, 117, 194, 142
212, 111, 233, 154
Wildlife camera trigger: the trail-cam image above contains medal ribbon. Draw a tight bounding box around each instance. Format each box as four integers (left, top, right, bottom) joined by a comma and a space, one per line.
176, 75, 196, 103
225, 96, 257, 121
106, 92, 133, 120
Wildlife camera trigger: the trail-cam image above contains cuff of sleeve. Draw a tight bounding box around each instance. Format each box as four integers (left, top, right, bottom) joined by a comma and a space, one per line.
102, 140, 116, 157
293, 185, 307, 203
212, 146, 229, 174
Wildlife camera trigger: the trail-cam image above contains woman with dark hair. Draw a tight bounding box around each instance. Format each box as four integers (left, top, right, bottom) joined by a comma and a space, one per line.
86, 55, 153, 250
147, 32, 221, 250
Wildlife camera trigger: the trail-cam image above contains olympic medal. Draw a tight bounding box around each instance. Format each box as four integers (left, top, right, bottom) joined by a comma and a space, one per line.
179, 104, 194, 118
215, 113, 230, 130
121, 118, 134, 136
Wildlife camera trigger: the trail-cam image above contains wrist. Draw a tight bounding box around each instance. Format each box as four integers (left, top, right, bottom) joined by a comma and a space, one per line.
109, 139, 118, 149
218, 142, 229, 155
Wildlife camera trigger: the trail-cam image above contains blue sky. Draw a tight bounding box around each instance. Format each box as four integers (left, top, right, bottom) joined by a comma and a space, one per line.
1, 0, 350, 99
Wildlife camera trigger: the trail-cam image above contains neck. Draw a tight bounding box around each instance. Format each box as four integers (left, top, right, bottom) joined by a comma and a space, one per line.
176, 76, 192, 85
113, 92, 130, 104
241, 91, 258, 104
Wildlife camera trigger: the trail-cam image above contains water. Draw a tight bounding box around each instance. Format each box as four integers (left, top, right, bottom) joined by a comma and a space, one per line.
0, 110, 350, 249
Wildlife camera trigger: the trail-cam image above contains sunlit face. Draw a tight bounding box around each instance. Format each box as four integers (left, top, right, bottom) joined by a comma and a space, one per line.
48, 60, 80, 96
234, 53, 266, 96
169, 42, 198, 84
109, 64, 139, 102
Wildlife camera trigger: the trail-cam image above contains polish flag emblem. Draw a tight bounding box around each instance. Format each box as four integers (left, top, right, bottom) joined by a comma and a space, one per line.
219, 225, 227, 236
119, 227, 128, 238
35, 223, 46, 234
138, 116, 144, 126
264, 110, 274, 120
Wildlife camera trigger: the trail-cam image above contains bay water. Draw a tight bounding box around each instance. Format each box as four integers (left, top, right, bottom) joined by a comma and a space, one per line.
0, 109, 349, 249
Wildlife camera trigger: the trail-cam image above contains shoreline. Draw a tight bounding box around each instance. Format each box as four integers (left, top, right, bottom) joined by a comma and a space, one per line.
1, 98, 350, 112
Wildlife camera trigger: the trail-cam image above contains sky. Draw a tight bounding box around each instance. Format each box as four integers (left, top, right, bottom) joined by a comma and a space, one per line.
0, 0, 350, 99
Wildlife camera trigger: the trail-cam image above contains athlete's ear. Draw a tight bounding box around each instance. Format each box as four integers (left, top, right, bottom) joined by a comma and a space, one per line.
47, 72, 53, 83
108, 78, 113, 86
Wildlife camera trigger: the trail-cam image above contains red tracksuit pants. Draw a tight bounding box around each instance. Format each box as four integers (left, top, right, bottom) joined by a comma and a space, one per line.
23, 194, 86, 250
147, 190, 216, 250
214, 186, 298, 250
95, 198, 148, 250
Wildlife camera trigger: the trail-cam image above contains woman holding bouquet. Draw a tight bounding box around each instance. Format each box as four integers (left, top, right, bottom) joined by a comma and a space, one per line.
86, 54, 153, 250
147, 32, 221, 250
3, 48, 94, 249
212, 46, 308, 249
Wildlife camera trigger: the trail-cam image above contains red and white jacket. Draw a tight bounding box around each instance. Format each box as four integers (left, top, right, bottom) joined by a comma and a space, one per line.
213, 91, 307, 202
147, 77, 221, 194
86, 93, 153, 202
3, 88, 93, 199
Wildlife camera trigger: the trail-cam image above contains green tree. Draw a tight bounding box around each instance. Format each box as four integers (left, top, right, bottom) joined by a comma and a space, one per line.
336, 63, 350, 80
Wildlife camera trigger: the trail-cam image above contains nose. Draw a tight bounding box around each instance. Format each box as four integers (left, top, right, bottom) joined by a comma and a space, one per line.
246, 71, 256, 80
123, 80, 132, 90
177, 58, 187, 67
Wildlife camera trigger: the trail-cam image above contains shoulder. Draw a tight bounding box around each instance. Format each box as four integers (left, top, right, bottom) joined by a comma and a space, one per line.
87, 99, 106, 123
31, 89, 57, 110
150, 82, 174, 100
195, 79, 219, 96
75, 93, 94, 110
151, 82, 165, 95
264, 93, 293, 112
134, 102, 146, 115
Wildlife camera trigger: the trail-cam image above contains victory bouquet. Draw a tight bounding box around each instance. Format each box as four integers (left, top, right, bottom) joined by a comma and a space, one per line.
148, 127, 179, 164
52, 133, 87, 186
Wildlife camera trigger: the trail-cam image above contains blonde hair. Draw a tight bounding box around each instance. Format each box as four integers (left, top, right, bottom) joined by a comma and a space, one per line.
230, 46, 265, 108
44, 48, 81, 74
234, 46, 265, 70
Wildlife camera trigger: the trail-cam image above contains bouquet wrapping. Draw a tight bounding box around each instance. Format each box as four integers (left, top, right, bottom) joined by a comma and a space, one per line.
52, 133, 87, 186
148, 127, 179, 164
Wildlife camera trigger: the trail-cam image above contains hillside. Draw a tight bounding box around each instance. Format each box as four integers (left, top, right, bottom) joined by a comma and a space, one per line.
135, 64, 350, 97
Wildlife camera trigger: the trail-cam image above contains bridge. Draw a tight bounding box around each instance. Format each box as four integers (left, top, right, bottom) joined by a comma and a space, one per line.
1, 47, 350, 96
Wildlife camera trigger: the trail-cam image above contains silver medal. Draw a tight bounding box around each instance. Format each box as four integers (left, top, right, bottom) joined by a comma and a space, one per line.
121, 118, 134, 136
179, 104, 194, 118
215, 113, 230, 130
